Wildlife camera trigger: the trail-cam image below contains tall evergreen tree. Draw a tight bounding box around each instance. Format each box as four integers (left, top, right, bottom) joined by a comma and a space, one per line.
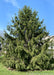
1, 6, 51, 70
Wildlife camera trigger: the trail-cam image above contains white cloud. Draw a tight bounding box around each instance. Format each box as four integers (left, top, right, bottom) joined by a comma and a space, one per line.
5, 0, 19, 8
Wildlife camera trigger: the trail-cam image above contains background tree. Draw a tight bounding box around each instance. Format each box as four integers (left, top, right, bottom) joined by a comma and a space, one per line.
1, 6, 52, 70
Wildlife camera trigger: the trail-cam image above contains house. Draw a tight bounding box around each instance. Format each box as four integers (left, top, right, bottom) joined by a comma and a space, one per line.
46, 36, 54, 58
45, 36, 54, 49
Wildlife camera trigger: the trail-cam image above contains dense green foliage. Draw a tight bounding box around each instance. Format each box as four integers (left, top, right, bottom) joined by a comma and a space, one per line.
0, 6, 53, 71
0, 63, 54, 75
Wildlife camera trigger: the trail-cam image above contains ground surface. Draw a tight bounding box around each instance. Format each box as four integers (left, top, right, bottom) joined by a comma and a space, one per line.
0, 63, 54, 75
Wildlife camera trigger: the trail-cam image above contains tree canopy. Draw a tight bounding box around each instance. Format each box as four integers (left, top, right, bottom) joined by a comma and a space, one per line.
0, 6, 52, 71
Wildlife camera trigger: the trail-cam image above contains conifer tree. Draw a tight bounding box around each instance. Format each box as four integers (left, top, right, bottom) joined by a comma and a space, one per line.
1, 6, 51, 70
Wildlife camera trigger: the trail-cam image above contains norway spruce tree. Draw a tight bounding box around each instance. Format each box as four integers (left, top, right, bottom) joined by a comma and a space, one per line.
1, 6, 51, 70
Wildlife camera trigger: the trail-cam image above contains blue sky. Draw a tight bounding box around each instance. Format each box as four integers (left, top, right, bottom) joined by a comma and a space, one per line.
0, 0, 54, 35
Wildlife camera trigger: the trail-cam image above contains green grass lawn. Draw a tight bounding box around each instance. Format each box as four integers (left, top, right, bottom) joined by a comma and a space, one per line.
0, 63, 54, 75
